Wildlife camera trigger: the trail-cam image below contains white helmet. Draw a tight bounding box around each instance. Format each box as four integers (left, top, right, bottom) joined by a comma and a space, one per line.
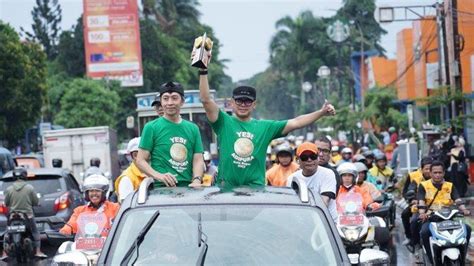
331, 146, 339, 152
341, 147, 353, 154
83, 174, 109, 202
337, 162, 358, 178
203, 151, 212, 161
354, 162, 368, 173
127, 137, 141, 153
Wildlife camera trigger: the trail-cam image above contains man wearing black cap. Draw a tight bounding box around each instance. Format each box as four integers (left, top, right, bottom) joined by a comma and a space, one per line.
151, 93, 164, 117
198, 67, 336, 187
136, 82, 205, 187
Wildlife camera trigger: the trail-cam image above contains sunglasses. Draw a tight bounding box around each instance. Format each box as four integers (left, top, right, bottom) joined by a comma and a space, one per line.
235, 98, 254, 107
300, 154, 318, 162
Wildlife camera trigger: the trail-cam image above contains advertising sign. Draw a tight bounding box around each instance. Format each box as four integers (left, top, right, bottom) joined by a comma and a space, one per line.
83, 0, 143, 87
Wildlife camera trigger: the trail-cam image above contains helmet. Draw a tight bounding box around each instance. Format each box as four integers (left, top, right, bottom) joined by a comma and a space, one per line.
83, 174, 109, 202
353, 154, 366, 163
90, 157, 100, 167
341, 147, 353, 154
360, 146, 369, 153
354, 162, 368, 173
337, 162, 358, 177
84, 167, 104, 177
276, 144, 293, 157
362, 150, 374, 159
127, 137, 141, 154
203, 151, 212, 161
375, 153, 387, 162
337, 162, 358, 185
12, 167, 27, 180
389, 127, 396, 133
331, 146, 339, 152
52, 158, 63, 168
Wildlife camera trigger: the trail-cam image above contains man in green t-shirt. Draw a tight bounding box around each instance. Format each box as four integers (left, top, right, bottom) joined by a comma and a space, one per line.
136, 82, 205, 187
197, 69, 336, 187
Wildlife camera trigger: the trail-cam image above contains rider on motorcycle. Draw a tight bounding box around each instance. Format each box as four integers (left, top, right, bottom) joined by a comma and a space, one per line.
336, 163, 380, 210
354, 162, 381, 201
368, 153, 394, 190
414, 160, 471, 264
266, 143, 299, 187
1, 167, 47, 259
60, 174, 120, 236
401, 156, 432, 247
115, 137, 146, 203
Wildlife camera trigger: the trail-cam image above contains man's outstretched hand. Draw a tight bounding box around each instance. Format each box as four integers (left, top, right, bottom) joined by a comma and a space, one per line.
321, 100, 336, 116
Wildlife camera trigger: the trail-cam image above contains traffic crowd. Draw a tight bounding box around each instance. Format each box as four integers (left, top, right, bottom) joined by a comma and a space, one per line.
2, 62, 472, 264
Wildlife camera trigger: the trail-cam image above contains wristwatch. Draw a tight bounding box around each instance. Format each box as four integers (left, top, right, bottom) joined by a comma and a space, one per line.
193, 176, 202, 182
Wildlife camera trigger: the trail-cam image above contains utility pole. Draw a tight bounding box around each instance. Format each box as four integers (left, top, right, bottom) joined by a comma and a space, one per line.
444, 0, 463, 120
435, 2, 447, 122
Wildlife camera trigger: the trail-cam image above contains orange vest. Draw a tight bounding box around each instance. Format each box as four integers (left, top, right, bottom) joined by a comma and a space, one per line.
59, 201, 120, 236
420, 180, 454, 211
337, 185, 373, 210
265, 162, 299, 187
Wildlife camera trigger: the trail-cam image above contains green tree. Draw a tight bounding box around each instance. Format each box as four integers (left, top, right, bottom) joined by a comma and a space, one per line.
0, 22, 47, 146
55, 79, 119, 128
55, 16, 84, 77
142, 0, 200, 33
22, 0, 62, 60
362, 86, 407, 130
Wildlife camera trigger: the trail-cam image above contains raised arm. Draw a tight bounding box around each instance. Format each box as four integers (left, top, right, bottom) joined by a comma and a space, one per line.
199, 73, 220, 123
282, 100, 336, 135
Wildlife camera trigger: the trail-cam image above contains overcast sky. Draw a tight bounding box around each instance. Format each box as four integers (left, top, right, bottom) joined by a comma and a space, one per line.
0, 0, 436, 81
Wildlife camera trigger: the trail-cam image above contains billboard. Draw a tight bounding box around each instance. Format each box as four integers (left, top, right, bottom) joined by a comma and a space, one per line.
83, 0, 143, 87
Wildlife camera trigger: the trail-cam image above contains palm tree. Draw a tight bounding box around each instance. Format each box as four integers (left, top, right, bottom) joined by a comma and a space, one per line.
141, 0, 201, 33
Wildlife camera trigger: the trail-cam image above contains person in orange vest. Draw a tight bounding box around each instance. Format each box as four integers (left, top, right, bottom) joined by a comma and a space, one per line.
401, 156, 432, 247
60, 175, 120, 236
266, 144, 299, 186
411, 160, 471, 263
354, 162, 381, 201
336, 162, 380, 211
115, 137, 146, 202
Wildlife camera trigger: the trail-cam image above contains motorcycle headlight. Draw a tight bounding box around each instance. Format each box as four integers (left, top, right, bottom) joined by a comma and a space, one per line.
343, 227, 361, 241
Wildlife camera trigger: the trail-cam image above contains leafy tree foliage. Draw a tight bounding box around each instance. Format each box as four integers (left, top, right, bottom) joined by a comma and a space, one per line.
56, 17, 84, 77
54, 79, 119, 128
22, 0, 62, 60
362, 87, 407, 130
0, 22, 47, 145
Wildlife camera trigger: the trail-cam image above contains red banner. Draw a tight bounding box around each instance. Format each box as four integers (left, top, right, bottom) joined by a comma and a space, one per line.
83, 0, 143, 87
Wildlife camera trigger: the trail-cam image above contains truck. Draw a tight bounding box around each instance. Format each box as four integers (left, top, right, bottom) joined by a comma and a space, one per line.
42, 126, 119, 185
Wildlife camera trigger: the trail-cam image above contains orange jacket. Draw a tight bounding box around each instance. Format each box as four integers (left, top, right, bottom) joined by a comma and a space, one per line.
60, 201, 120, 236
265, 162, 299, 187
337, 185, 375, 210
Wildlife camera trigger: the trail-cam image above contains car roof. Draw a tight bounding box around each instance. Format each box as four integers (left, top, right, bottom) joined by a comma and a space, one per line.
2, 167, 71, 179
125, 178, 324, 209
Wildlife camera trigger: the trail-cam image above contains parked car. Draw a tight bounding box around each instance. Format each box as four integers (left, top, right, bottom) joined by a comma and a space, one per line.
0, 147, 14, 178
13, 154, 45, 169
93, 178, 351, 265
0, 168, 85, 240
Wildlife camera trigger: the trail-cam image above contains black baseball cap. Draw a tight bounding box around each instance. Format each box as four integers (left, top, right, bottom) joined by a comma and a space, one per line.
232, 86, 256, 101
159, 82, 184, 97
151, 93, 161, 107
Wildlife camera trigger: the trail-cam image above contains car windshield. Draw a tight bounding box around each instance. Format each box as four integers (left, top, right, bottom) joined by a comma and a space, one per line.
108, 205, 339, 265
0, 176, 62, 195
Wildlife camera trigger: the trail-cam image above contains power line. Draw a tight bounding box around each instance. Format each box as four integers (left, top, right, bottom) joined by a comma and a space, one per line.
387, 21, 438, 87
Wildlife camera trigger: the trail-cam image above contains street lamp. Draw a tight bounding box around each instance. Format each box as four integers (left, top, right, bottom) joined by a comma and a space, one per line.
317, 66, 331, 99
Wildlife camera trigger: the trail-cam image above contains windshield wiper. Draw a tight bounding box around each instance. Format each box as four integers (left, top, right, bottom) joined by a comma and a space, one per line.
120, 210, 160, 266
196, 212, 208, 266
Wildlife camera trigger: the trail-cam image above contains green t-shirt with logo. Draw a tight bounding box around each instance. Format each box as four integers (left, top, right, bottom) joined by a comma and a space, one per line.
211, 110, 287, 187
139, 117, 204, 187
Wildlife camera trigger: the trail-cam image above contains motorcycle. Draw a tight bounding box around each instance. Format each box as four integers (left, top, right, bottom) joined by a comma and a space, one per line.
422, 207, 469, 266
336, 191, 390, 265
46, 212, 108, 265
3, 211, 35, 263
372, 181, 397, 230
